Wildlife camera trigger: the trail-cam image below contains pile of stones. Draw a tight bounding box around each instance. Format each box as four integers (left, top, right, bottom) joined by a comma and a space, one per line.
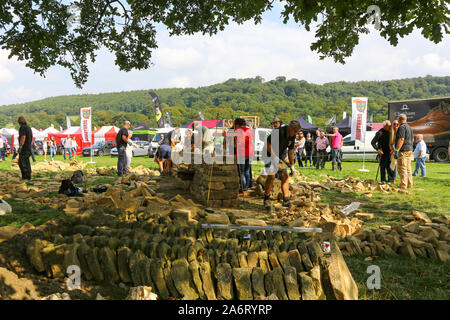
24, 217, 358, 300
325, 176, 409, 195
338, 211, 449, 261
30, 160, 87, 172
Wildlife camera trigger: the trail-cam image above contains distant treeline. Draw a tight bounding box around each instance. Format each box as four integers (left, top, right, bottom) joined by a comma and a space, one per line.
0, 75, 449, 130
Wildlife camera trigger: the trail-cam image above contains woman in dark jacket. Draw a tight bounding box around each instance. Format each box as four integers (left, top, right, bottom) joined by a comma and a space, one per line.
304, 132, 314, 167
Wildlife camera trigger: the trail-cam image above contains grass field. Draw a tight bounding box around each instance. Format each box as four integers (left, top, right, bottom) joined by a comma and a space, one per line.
0, 154, 449, 300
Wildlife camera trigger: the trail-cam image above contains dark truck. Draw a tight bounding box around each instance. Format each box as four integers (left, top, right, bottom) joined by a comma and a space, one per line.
388, 97, 450, 162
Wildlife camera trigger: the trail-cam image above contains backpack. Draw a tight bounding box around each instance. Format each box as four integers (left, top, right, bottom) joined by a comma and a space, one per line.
58, 179, 81, 197
71, 170, 85, 184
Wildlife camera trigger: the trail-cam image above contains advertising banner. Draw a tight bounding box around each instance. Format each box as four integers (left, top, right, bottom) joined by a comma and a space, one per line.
351, 97, 368, 142
80, 107, 92, 143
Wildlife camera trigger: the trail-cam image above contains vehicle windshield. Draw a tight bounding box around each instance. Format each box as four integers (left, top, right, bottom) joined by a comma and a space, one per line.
152, 134, 166, 143
92, 142, 105, 148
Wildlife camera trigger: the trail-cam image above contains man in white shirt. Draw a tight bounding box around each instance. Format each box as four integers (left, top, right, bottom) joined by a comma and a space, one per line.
412, 134, 427, 177
71, 138, 78, 159
64, 136, 72, 160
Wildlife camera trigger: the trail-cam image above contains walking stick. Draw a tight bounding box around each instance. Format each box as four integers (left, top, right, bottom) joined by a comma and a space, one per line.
375, 153, 381, 181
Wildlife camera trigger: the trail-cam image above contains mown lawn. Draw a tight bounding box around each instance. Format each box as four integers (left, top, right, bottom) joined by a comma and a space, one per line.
1, 155, 449, 300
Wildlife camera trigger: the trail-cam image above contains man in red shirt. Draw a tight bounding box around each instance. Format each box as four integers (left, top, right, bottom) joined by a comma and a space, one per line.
234, 118, 254, 197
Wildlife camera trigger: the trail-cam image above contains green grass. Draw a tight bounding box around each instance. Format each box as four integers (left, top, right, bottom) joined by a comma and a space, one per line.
345, 254, 450, 300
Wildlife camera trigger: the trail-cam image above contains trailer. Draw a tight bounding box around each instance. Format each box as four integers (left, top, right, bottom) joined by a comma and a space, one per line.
388, 97, 450, 162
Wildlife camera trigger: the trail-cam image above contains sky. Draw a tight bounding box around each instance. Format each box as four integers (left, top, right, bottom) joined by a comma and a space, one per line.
0, 3, 449, 106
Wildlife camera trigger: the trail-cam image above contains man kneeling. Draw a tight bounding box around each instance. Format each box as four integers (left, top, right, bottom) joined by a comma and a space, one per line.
263, 120, 302, 209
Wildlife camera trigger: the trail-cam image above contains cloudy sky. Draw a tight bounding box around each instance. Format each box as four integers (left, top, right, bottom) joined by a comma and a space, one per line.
0, 3, 449, 105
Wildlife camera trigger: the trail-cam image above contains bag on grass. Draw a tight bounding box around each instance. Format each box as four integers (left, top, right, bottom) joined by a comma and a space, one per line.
58, 179, 81, 197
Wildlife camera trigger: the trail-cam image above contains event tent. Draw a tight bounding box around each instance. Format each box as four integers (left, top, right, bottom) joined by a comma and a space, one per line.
48, 126, 91, 155
0, 128, 19, 147
131, 122, 157, 142
93, 126, 119, 144
33, 125, 60, 140
181, 120, 225, 129
294, 116, 318, 133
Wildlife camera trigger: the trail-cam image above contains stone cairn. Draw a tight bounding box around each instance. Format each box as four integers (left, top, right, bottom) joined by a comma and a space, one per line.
25, 218, 358, 300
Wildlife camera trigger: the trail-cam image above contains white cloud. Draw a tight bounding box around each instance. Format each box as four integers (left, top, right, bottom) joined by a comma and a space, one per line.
1, 87, 43, 104
168, 76, 191, 88
0, 50, 14, 83
155, 47, 202, 70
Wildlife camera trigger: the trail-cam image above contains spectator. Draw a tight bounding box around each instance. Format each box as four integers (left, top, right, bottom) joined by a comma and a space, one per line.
235, 118, 254, 197
312, 129, 321, 167
43, 137, 48, 162
389, 119, 400, 183
315, 130, 329, 169
0, 134, 3, 162
71, 138, 78, 159
271, 116, 282, 129
116, 121, 131, 176
294, 131, 305, 168
263, 120, 302, 209
394, 114, 414, 189
48, 137, 56, 161
304, 132, 313, 167
126, 131, 138, 171
30, 138, 38, 162
326, 126, 343, 171
63, 136, 72, 160
371, 120, 395, 182
17, 116, 33, 180
412, 134, 427, 177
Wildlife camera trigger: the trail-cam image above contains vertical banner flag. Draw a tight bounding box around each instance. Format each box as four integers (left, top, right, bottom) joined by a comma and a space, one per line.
148, 92, 165, 128
80, 107, 92, 143
165, 111, 174, 127
198, 111, 205, 121
343, 111, 347, 119
351, 97, 368, 142
66, 116, 71, 129
307, 115, 313, 124
325, 114, 336, 126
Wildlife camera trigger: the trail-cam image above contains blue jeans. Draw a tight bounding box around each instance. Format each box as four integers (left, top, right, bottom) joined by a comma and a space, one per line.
117, 146, 128, 175
305, 150, 313, 166
64, 148, 72, 160
238, 157, 252, 191
413, 158, 426, 177
331, 148, 342, 166
49, 147, 56, 161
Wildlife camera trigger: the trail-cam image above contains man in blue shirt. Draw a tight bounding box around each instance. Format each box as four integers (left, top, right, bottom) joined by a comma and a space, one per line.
412, 134, 427, 177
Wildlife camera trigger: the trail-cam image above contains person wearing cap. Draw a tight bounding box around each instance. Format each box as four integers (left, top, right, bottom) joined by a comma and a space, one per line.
271, 116, 282, 129
116, 121, 132, 176
262, 120, 302, 209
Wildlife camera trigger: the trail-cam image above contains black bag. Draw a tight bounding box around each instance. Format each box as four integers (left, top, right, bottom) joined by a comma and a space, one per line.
58, 179, 81, 197
71, 170, 85, 184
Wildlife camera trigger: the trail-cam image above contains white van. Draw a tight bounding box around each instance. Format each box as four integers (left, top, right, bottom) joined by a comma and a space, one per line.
341, 131, 378, 160
254, 128, 272, 160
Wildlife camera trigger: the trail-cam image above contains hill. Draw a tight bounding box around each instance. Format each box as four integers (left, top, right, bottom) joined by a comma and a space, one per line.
1, 75, 449, 130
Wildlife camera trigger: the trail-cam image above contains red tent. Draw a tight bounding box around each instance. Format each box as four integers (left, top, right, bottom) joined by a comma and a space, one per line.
48, 126, 92, 155
92, 126, 119, 144
182, 120, 224, 128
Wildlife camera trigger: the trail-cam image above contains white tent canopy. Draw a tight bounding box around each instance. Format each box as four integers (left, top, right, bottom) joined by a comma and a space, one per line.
34, 125, 60, 140
0, 128, 19, 147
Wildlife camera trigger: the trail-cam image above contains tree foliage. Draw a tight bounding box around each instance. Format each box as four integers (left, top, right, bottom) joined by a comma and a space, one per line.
0, 0, 448, 87
1, 75, 448, 130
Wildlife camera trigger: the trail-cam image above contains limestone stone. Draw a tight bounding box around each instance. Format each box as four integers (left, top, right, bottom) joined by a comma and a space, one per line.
189, 261, 206, 300
199, 262, 217, 300
412, 210, 432, 223
99, 247, 120, 283
308, 266, 326, 300
283, 266, 300, 300
299, 272, 317, 300
288, 250, 304, 274
398, 243, 416, 259
269, 267, 288, 300
117, 247, 132, 283
233, 268, 253, 300
235, 219, 267, 227
216, 263, 234, 300
251, 267, 266, 298
76, 242, 93, 281
257, 251, 271, 274
126, 286, 158, 300
238, 251, 248, 268
205, 214, 230, 225
320, 240, 358, 300
26, 239, 48, 273
41, 243, 66, 279
171, 258, 199, 300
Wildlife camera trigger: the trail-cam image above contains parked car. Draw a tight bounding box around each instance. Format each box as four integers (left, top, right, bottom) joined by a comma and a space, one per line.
110, 141, 150, 157
82, 141, 116, 157
341, 131, 377, 160
34, 140, 45, 155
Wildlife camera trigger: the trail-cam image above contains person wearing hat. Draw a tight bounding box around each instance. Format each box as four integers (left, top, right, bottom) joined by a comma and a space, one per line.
116, 120, 132, 176
271, 116, 282, 129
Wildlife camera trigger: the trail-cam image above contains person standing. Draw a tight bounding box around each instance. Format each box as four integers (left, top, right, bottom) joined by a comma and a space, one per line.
17, 116, 33, 180
315, 130, 329, 169
63, 136, 72, 160
371, 120, 395, 182
0, 134, 3, 162
30, 138, 38, 162
116, 121, 132, 176
312, 129, 321, 167
294, 132, 305, 168
394, 114, 414, 189
71, 138, 78, 159
125, 131, 138, 171
325, 126, 343, 171
271, 116, 282, 129
389, 120, 400, 183
263, 120, 302, 209
304, 132, 313, 167
49, 137, 56, 161
43, 137, 48, 162
412, 134, 427, 177
193, 122, 214, 154
235, 118, 254, 197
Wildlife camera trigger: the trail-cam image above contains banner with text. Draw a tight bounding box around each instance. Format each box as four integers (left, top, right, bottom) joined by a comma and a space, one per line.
351, 97, 368, 142
80, 107, 92, 143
